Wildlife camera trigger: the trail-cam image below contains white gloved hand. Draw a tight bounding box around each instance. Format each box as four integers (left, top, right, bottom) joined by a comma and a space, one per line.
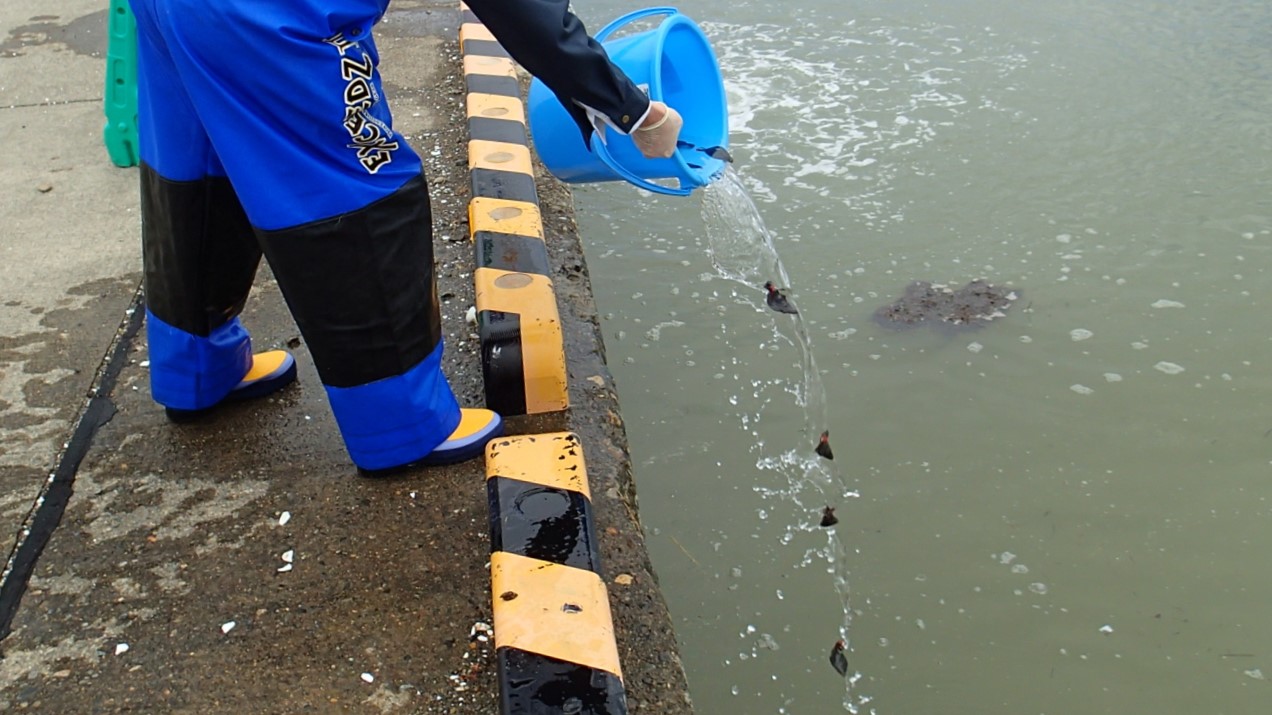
632, 101, 683, 159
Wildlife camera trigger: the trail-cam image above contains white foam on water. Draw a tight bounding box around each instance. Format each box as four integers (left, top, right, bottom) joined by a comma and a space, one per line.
644, 320, 685, 342
704, 19, 1028, 229
664, 16, 1034, 713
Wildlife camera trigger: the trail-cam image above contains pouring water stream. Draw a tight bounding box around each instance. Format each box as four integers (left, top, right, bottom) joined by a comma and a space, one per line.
700, 167, 868, 712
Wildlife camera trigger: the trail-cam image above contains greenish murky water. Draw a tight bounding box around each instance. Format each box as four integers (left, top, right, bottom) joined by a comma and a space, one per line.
572, 1, 1272, 712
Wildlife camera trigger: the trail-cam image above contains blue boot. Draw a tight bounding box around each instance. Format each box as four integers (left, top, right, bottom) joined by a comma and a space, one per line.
165, 350, 297, 422
357, 408, 504, 475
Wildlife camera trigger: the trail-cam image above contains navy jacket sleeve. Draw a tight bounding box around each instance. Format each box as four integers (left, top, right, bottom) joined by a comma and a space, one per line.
463, 0, 651, 142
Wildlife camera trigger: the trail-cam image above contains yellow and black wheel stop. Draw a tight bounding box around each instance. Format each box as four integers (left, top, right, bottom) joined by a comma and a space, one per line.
461, 2, 568, 416
486, 433, 627, 713
474, 268, 568, 416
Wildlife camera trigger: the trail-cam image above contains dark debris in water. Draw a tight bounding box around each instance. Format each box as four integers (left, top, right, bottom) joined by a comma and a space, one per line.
874, 279, 1019, 330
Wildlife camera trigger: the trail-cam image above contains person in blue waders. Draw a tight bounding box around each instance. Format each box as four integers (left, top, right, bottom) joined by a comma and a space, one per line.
130, 0, 684, 472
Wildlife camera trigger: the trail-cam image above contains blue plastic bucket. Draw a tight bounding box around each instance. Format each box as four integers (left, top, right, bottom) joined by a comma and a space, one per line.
527, 7, 728, 197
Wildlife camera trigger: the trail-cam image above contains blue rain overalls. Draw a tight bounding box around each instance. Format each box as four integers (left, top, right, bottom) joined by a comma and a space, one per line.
132, 0, 455, 469
129, 0, 649, 469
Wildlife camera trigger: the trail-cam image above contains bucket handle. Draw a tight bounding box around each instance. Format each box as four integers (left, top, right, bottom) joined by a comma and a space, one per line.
594, 6, 680, 43
592, 7, 694, 196
593, 142, 694, 197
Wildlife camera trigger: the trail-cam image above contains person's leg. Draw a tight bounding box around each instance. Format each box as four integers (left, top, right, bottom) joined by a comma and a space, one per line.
131, 0, 292, 412
153, 1, 498, 469
257, 174, 474, 471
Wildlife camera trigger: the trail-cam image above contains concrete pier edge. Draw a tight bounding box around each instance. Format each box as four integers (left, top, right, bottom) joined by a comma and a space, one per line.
0, 2, 693, 712
460, 5, 628, 710
459, 3, 694, 711
2, 2, 697, 707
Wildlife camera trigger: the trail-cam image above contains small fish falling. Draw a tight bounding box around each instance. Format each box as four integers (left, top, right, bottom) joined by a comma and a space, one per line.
675, 141, 734, 163
819, 506, 838, 528
703, 145, 734, 163
815, 430, 834, 460
829, 639, 849, 676
763, 281, 798, 314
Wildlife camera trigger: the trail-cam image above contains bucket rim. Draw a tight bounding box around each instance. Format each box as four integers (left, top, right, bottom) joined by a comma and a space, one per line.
647, 14, 728, 189
526, 9, 729, 195
647, 15, 719, 102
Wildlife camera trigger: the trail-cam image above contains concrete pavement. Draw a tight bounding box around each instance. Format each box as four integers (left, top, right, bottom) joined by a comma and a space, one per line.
0, 2, 694, 712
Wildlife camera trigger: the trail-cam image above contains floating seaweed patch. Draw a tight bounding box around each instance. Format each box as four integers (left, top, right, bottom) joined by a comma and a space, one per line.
874, 279, 1019, 330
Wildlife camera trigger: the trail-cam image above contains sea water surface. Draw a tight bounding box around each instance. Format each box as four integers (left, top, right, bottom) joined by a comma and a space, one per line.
568, 1, 1272, 713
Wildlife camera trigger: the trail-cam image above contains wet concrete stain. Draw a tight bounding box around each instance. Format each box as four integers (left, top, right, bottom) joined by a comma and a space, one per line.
0, 308, 140, 669
77, 468, 271, 544
1, 10, 108, 58
0, 275, 138, 471
874, 279, 1020, 331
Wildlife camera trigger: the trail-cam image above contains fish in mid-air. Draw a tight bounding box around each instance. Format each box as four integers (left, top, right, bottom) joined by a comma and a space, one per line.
763, 281, 798, 314
815, 431, 834, 460
829, 639, 849, 676
819, 506, 839, 528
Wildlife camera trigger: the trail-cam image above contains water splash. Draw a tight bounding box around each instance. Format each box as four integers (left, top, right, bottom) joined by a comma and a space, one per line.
701, 166, 864, 712
702, 168, 830, 436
